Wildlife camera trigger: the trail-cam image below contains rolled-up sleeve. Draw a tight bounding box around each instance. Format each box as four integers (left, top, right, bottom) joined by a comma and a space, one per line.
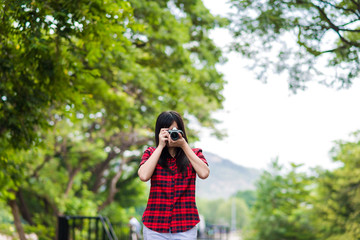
193, 148, 208, 166
140, 147, 155, 166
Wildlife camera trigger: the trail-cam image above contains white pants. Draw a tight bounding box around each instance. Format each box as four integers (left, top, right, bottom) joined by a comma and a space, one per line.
143, 225, 197, 240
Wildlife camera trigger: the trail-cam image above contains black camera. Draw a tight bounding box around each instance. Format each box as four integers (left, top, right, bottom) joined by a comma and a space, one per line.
167, 127, 184, 141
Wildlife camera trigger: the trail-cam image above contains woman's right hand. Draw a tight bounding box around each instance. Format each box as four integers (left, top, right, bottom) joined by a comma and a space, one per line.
158, 128, 169, 148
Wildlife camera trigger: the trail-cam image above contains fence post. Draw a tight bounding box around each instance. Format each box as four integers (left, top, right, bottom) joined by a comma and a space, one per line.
57, 216, 69, 240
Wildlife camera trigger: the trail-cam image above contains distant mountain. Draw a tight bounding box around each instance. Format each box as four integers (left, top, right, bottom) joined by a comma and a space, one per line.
196, 152, 261, 199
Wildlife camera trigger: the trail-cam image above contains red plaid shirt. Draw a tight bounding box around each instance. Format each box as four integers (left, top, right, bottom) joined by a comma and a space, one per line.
140, 147, 208, 233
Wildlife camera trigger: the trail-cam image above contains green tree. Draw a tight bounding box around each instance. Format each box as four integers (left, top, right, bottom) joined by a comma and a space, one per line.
1, 0, 135, 238
229, 0, 360, 92
1, 0, 227, 238
0, 0, 135, 148
244, 160, 317, 240
197, 197, 249, 230
216, 198, 249, 230
9, 116, 148, 237
233, 190, 256, 208
313, 131, 360, 240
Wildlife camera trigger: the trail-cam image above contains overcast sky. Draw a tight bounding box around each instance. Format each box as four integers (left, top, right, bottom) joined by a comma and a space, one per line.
197, 1, 360, 170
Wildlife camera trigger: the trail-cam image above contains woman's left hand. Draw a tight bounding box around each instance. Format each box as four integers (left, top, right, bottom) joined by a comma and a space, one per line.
167, 133, 187, 149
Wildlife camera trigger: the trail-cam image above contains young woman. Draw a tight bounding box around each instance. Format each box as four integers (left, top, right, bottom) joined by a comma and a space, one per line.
138, 111, 210, 240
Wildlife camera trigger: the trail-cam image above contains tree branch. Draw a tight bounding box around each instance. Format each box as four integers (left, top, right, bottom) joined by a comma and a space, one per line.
97, 156, 128, 212
320, 45, 348, 54
92, 150, 118, 193
317, 0, 359, 14
338, 19, 360, 27
64, 167, 81, 197
349, 0, 360, 13
17, 190, 34, 225
313, 4, 360, 47
30, 154, 51, 179
338, 28, 360, 32
64, 154, 90, 196
97, 170, 122, 212
92, 131, 151, 193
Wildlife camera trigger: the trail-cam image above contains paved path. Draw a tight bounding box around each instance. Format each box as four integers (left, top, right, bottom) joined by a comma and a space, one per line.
228, 231, 242, 240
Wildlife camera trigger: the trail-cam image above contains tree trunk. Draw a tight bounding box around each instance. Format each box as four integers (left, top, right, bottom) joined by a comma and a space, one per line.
92, 151, 116, 193
64, 167, 81, 197
17, 190, 34, 225
97, 160, 125, 212
8, 198, 27, 240
92, 132, 150, 193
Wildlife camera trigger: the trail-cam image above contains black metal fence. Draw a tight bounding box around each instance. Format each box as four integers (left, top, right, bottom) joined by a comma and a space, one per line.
58, 215, 228, 240
57, 215, 122, 240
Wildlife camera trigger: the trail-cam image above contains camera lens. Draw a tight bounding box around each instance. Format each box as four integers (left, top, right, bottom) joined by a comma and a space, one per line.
170, 132, 179, 140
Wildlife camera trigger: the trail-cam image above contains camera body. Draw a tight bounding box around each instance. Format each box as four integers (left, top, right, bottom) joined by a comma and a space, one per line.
167, 127, 184, 141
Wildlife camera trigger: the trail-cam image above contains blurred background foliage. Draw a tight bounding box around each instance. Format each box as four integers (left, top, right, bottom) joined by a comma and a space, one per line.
197, 132, 360, 240
243, 132, 360, 240
197, 196, 250, 230
0, 0, 227, 239
1, 0, 360, 239
229, 0, 360, 92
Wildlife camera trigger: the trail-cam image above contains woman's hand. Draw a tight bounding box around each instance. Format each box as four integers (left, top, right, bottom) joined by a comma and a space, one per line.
158, 128, 169, 148
168, 133, 187, 149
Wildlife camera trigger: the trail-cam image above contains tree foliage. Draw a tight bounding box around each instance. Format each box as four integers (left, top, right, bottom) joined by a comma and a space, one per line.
233, 190, 256, 208
314, 131, 360, 240
244, 133, 360, 240
229, 0, 360, 92
0, 0, 227, 238
197, 197, 249, 230
0, 0, 135, 148
244, 160, 317, 240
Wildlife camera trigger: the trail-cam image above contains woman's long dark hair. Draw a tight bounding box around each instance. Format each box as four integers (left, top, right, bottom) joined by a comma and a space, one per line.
155, 111, 189, 175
